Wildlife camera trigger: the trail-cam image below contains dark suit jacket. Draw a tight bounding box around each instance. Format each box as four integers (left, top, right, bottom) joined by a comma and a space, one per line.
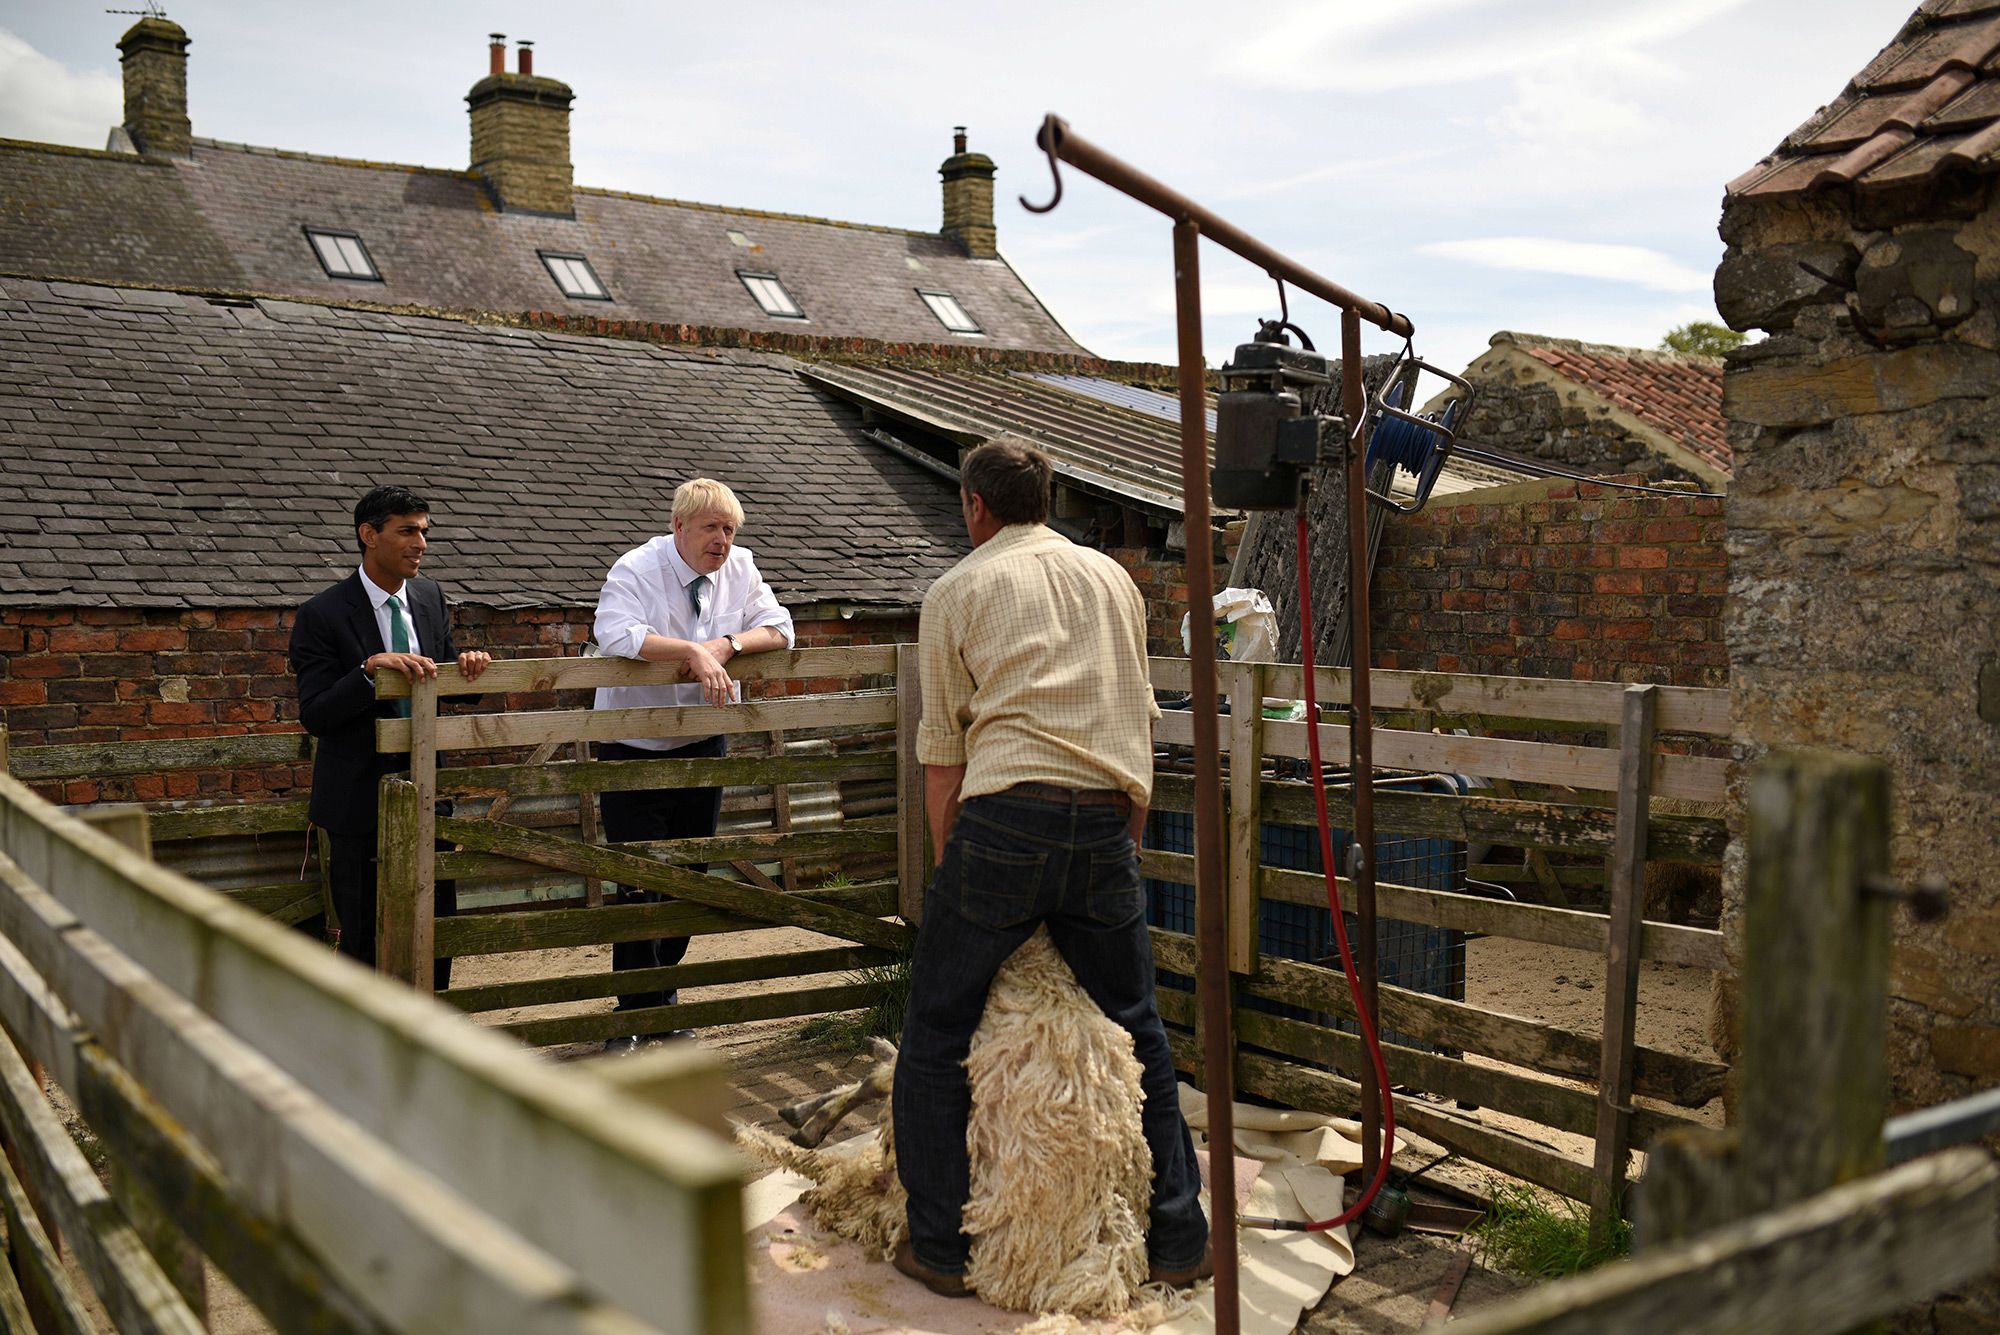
289, 572, 456, 839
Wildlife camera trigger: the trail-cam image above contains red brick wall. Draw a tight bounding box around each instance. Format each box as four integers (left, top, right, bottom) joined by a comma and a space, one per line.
0, 604, 917, 804
1372, 478, 1727, 687
1105, 546, 1231, 660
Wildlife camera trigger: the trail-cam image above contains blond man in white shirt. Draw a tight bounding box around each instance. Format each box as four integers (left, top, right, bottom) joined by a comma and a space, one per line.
591, 479, 794, 1051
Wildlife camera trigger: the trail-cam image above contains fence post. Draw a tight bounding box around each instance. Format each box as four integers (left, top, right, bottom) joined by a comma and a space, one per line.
895, 644, 927, 925
574, 738, 604, 909
1226, 661, 1264, 974
1641, 748, 1892, 1248
1590, 683, 1656, 1245
376, 778, 423, 985
0, 723, 9, 776
409, 675, 440, 993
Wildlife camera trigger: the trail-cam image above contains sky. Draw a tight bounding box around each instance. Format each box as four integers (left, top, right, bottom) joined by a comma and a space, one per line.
0, 0, 1919, 376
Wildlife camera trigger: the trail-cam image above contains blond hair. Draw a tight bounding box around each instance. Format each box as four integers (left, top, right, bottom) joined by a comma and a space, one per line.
671, 478, 745, 528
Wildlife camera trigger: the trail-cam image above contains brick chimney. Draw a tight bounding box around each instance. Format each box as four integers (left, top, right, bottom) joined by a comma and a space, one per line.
467, 35, 575, 216
117, 16, 192, 157
940, 126, 997, 258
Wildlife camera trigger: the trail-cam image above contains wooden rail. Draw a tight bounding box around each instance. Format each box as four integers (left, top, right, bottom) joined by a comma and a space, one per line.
0, 773, 746, 1331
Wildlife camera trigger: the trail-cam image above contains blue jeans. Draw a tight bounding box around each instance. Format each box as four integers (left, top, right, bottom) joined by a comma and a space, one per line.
893, 789, 1209, 1275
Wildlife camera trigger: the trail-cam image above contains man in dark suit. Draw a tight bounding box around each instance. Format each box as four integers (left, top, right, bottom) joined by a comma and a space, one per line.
289, 485, 491, 988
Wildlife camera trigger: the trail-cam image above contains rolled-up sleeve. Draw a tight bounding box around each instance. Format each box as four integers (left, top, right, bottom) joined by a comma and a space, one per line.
740, 567, 796, 648
916, 590, 973, 767
593, 560, 655, 660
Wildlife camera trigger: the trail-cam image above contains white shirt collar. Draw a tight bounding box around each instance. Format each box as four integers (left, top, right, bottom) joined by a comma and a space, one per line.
357, 565, 407, 609
660, 536, 710, 592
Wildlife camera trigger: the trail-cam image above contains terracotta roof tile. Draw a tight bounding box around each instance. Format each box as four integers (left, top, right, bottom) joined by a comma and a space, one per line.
1731, 2, 2000, 200
1500, 333, 1730, 477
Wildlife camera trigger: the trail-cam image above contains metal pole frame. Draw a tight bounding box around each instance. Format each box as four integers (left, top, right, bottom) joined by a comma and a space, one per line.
1028, 114, 1411, 1327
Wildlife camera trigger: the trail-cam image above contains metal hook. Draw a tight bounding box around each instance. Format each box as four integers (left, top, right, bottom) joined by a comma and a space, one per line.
1021, 116, 1065, 214
1275, 276, 1290, 325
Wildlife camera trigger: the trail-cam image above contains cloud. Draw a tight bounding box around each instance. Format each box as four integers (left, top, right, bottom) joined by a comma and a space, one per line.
0, 30, 119, 150
1418, 237, 1712, 292
1218, 0, 1754, 93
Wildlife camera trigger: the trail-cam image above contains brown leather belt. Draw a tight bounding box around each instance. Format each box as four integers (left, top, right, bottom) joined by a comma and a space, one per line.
1003, 782, 1131, 810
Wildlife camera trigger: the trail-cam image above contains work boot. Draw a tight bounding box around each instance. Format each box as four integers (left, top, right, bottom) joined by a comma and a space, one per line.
1149, 1241, 1214, 1288
892, 1241, 972, 1298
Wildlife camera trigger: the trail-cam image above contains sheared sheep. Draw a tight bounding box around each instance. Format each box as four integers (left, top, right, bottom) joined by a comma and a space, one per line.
739, 927, 1191, 1319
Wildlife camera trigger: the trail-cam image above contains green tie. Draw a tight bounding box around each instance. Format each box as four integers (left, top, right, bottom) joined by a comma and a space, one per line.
386, 594, 412, 718
689, 574, 710, 618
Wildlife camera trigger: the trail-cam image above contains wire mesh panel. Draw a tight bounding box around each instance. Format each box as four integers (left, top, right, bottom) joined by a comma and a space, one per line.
1143, 775, 1468, 1050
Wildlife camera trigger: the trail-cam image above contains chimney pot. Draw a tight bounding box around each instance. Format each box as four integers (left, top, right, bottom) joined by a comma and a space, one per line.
953, 125, 967, 155
489, 33, 506, 75
517, 40, 533, 77
468, 42, 574, 215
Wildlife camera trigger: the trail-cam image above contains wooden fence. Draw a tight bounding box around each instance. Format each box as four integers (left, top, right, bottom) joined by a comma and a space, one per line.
0, 765, 746, 1332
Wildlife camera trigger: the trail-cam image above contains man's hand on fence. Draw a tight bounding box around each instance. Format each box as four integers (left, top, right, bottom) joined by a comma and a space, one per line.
367, 651, 439, 680
682, 642, 734, 706
458, 650, 492, 682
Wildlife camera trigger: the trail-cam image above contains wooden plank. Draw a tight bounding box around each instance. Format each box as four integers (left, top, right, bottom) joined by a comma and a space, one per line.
0, 1015, 206, 1335
442, 944, 894, 1014
0, 932, 387, 1334
895, 644, 927, 925
766, 730, 795, 894
1144, 851, 1727, 970
219, 883, 323, 925
436, 750, 895, 799
380, 691, 897, 754
1158, 993, 1701, 1150
439, 816, 912, 952
588, 1044, 736, 1137
375, 779, 422, 986
408, 676, 440, 995
1254, 664, 1730, 736
1226, 661, 1265, 975
73, 803, 153, 857
149, 800, 311, 842
1448, 1149, 1998, 1335
1152, 774, 1729, 863
0, 1220, 35, 1335
1592, 684, 1658, 1242
0, 1131, 96, 1335
575, 739, 605, 908
1158, 711, 1728, 802
434, 883, 896, 957
9, 732, 314, 782
504, 981, 882, 1046
435, 825, 897, 880
0, 771, 750, 1331
1150, 930, 1726, 1107
373, 645, 899, 698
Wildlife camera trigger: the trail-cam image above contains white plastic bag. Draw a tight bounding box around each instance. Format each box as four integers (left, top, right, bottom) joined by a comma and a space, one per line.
1179, 588, 1304, 720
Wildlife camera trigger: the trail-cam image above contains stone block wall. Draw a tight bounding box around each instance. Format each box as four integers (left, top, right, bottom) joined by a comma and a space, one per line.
1372, 477, 1728, 687
467, 74, 575, 216
1460, 376, 1712, 487
0, 603, 917, 805
1718, 189, 2000, 1107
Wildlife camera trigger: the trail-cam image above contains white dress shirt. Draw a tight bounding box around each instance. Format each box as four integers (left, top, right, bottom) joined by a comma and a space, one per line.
592, 534, 795, 749
359, 565, 424, 659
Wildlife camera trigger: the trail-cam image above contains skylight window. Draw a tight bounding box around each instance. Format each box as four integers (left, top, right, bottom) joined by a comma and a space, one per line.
539, 251, 610, 301
727, 230, 754, 247
738, 271, 805, 320
918, 289, 981, 335
304, 227, 380, 281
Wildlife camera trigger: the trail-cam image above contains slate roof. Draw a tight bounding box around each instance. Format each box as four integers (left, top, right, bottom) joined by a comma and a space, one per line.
0, 136, 1085, 354
0, 277, 967, 610
1729, 0, 2000, 200
1471, 331, 1730, 480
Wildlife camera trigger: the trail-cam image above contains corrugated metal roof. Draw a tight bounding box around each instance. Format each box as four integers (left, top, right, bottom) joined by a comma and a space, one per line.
799, 364, 1537, 513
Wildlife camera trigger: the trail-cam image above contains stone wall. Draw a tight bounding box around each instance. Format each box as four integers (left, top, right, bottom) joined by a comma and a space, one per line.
467, 73, 575, 215
1717, 187, 2000, 1108
1459, 375, 1712, 487
0, 603, 917, 805
1373, 477, 1728, 687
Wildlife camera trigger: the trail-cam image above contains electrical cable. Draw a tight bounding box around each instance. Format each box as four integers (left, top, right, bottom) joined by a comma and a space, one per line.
1451, 443, 1727, 500
1237, 510, 1399, 1234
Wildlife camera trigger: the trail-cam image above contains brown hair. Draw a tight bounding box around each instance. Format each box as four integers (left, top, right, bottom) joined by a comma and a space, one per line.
960, 436, 1051, 525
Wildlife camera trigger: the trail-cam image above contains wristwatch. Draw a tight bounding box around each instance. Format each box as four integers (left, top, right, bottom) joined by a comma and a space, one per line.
725, 634, 744, 654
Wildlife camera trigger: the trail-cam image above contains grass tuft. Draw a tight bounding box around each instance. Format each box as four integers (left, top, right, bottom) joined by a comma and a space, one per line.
795, 953, 911, 1053
1473, 1184, 1630, 1279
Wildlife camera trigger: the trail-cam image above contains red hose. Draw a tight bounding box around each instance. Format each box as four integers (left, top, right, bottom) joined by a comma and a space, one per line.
1291, 507, 1397, 1232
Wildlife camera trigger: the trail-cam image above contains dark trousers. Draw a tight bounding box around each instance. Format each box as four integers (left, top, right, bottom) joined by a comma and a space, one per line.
325, 821, 457, 992
598, 736, 726, 1012
892, 789, 1209, 1276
